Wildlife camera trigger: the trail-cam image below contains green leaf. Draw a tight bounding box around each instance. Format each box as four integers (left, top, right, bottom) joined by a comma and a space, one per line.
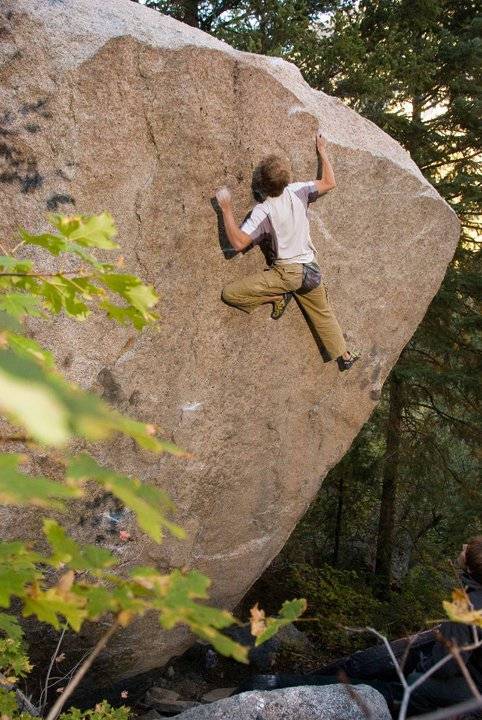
49, 213, 119, 249
193, 624, 249, 663
0, 351, 70, 445
0, 256, 32, 272
67, 454, 186, 543
6, 333, 55, 367
99, 302, 154, 330
39, 277, 90, 319
254, 599, 307, 646
0, 688, 19, 715
113, 415, 185, 454
0, 614, 23, 642
0, 293, 42, 320
43, 520, 115, 573
0, 347, 177, 450
0, 567, 36, 608
18, 229, 68, 256
132, 568, 248, 663
0, 454, 82, 509
73, 586, 116, 619
18, 226, 113, 269
0, 636, 31, 681
0, 310, 22, 333
99, 274, 158, 325
23, 587, 87, 632
0, 541, 40, 607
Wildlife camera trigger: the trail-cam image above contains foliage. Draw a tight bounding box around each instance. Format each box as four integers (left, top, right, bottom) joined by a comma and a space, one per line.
287, 564, 385, 654
0, 689, 24, 720
59, 702, 130, 720
0, 693, 130, 720
0, 638, 31, 684
0, 214, 172, 450
444, 588, 482, 628
242, 556, 450, 658
249, 598, 307, 646
0, 213, 306, 718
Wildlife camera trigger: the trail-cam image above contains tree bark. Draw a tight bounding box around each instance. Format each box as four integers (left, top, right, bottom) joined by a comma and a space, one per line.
374, 374, 403, 593
180, 0, 200, 27
333, 474, 344, 566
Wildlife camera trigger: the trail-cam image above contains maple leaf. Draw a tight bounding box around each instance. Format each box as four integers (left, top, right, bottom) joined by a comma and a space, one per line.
119, 530, 131, 542
117, 610, 133, 628
250, 603, 266, 637
443, 588, 482, 627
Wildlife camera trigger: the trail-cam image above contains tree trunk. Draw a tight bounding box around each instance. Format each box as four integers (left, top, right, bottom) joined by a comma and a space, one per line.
374, 374, 403, 593
181, 0, 200, 27
333, 475, 344, 566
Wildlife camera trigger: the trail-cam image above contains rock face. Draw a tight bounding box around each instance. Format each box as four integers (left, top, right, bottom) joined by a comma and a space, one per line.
0, 0, 459, 680
174, 685, 392, 720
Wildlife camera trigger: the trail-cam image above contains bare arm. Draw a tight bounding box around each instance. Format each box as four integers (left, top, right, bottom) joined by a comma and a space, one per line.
215, 187, 252, 251
314, 132, 336, 194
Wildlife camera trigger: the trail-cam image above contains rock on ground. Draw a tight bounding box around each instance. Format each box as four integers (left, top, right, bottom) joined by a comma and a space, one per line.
0, 0, 459, 681
145, 687, 200, 714
174, 685, 391, 719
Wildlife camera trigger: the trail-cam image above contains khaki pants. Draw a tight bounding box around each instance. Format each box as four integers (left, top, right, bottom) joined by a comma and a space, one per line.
221, 263, 347, 360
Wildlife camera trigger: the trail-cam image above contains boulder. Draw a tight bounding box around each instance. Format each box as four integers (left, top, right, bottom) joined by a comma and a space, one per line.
0, 0, 459, 680
174, 685, 391, 719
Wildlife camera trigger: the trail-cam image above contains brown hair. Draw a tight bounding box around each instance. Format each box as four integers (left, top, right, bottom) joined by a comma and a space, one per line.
257, 154, 291, 197
466, 536, 482, 584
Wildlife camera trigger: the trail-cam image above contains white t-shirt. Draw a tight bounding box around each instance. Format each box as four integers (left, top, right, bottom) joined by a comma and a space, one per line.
239, 181, 321, 265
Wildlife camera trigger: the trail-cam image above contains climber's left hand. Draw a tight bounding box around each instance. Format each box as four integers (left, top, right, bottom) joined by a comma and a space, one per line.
215, 186, 232, 211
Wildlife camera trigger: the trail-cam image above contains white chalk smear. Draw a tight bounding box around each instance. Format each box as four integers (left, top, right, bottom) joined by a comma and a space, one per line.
181, 402, 203, 412
288, 105, 306, 116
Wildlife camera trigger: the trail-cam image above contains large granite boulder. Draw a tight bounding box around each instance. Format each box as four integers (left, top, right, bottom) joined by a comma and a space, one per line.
0, 0, 459, 680
174, 685, 391, 720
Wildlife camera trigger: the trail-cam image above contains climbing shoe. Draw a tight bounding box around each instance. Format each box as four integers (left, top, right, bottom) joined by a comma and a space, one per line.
271, 292, 293, 320
337, 348, 361, 372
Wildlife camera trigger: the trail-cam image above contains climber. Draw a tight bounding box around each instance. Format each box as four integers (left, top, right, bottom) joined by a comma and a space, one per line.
215, 131, 360, 372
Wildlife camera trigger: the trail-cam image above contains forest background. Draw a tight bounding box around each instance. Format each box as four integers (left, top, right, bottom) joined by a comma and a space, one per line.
131, 0, 481, 658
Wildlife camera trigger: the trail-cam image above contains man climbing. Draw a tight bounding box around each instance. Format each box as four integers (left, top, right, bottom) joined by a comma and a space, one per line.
215, 132, 360, 371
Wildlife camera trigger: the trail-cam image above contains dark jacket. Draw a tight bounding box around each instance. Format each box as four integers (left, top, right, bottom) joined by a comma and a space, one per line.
417, 572, 482, 687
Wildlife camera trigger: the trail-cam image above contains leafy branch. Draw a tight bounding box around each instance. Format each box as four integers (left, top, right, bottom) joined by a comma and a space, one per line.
0, 213, 307, 719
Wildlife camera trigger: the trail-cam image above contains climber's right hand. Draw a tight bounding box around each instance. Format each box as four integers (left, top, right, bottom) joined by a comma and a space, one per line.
215, 186, 232, 211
